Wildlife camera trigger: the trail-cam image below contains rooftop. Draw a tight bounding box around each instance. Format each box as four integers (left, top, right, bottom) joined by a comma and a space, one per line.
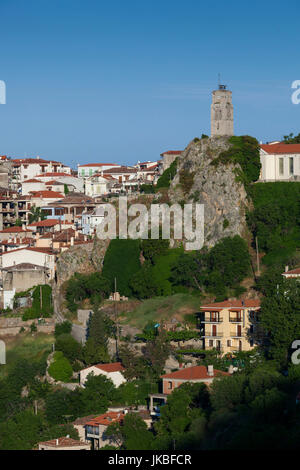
38, 437, 89, 448
85, 411, 124, 427
161, 365, 230, 380
260, 143, 300, 154
200, 299, 260, 311
82, 362, 125, 373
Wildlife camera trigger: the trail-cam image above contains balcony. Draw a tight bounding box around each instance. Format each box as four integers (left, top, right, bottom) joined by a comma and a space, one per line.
229, 317, 242, 323
202, 332, 224, 338
230, 331, 244, 338
202, 316, 223, 323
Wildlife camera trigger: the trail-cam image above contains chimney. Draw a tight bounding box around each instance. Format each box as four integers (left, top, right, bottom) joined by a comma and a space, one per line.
22, 223, 26, 230
285, 265, 289, 272
207, 365, 214, 377
56, 439, 58, 446
228, 365, 234, 374
70, 236, 74, 246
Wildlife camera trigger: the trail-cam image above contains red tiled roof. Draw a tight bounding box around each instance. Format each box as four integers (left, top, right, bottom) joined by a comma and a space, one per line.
79, 163, 120, 168
0, 227, 32, 233
200, 299, 260, 310
282, 268, 300, 276
85, 412, 124, 427
103, 166, 137, 174
29, 190, 64, 198
38, 437, 89, 448
45, 180, 62, 185
161, 365, 229, 380
260, 143, 300, 155
0, 246, 54, 256
12, 157, 50, 164
82, 362, 125, 373
28, 219, 59, 227
36, 172, 71, 177
23, 179, 43, 183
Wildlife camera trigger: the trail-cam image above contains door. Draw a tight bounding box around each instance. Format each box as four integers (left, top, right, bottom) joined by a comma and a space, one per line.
237, 325, 242, 337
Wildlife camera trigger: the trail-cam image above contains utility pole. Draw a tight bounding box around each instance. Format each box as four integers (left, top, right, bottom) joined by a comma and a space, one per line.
255, 236, 260, 276
114, 277, 119, 360
40, 285, 42, 312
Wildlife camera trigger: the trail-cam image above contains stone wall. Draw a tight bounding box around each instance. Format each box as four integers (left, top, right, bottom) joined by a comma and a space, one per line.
0, 316, 55, 336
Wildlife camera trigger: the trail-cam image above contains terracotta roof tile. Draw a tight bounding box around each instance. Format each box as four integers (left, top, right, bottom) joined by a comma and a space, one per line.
161, 365, 229, 380
200, 299, 260, 310
260, 143, 300, 154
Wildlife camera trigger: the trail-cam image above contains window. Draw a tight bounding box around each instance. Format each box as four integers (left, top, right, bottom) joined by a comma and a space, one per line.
168, 381, 173, 390
289, 157, 294, 175
279, 158, 284, 175
227, 340, 231, 347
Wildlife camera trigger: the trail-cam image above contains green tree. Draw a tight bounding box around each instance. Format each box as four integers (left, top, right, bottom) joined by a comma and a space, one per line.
260, 279, 300, 364
81, 374, 116, 414
55, 334, 82, 363
28, 205, 46, 224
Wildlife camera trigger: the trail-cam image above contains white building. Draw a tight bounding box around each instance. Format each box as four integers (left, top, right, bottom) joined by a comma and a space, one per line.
78, 163, 121, 179
260, 143, 300, 181
11, 157, 71, 186
85, 174, 115, 197
81, 206, 105, 235
79, 362, 126, 388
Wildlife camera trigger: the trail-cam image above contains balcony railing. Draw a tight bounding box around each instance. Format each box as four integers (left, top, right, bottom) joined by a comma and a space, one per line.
230, 331, 244, 338
202, 317, 223, 323
202, 332, 224, 338
229, 317, 242, 323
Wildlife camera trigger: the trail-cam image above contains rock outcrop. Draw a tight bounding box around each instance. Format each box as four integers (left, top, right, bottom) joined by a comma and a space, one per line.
168, 136, 250, 248
55, 237, 110, 287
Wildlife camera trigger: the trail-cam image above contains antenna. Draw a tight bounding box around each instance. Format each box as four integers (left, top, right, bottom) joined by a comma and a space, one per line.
218, 73, 221, 88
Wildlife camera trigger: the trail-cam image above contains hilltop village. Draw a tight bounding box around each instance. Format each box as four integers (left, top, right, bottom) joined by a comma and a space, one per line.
1, 86, 300, 450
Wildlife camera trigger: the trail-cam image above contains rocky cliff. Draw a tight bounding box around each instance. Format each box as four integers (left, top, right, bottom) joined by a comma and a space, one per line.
168, 135, 250, 248
55, 238, 110, 287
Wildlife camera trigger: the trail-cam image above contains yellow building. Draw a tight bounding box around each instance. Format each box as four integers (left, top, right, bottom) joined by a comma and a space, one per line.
198, 299, 261, 354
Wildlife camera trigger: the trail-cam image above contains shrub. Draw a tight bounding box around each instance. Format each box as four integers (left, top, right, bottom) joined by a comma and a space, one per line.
156, 158, 178, 190
211, 135, 261, 190
48, 351, 73, 382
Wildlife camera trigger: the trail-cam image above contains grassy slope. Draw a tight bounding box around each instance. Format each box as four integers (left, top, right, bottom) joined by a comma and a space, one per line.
0, 332, 54, 378
119, 293, 202, 329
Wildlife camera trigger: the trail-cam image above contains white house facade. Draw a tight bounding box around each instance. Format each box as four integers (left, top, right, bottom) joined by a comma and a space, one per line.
79, 362, 126, 388
259, 143, 300, 181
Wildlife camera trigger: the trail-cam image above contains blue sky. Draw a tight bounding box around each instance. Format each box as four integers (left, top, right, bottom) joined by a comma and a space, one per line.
0, 0, 299, 167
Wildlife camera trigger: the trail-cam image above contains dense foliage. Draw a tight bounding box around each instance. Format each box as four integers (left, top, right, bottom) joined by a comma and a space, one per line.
211, 135, 261, 190
156, 158, 178, 190
170, 236, 251, 300
65, 272, 110, 312
102, 238, 141, 296
247, 182, 300, 267
21, 285, 53, 320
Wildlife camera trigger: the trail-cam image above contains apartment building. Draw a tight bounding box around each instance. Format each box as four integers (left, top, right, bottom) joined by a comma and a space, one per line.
11, 157, 71, 187
198, 299, 261, 354
77, 163, 121, 178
